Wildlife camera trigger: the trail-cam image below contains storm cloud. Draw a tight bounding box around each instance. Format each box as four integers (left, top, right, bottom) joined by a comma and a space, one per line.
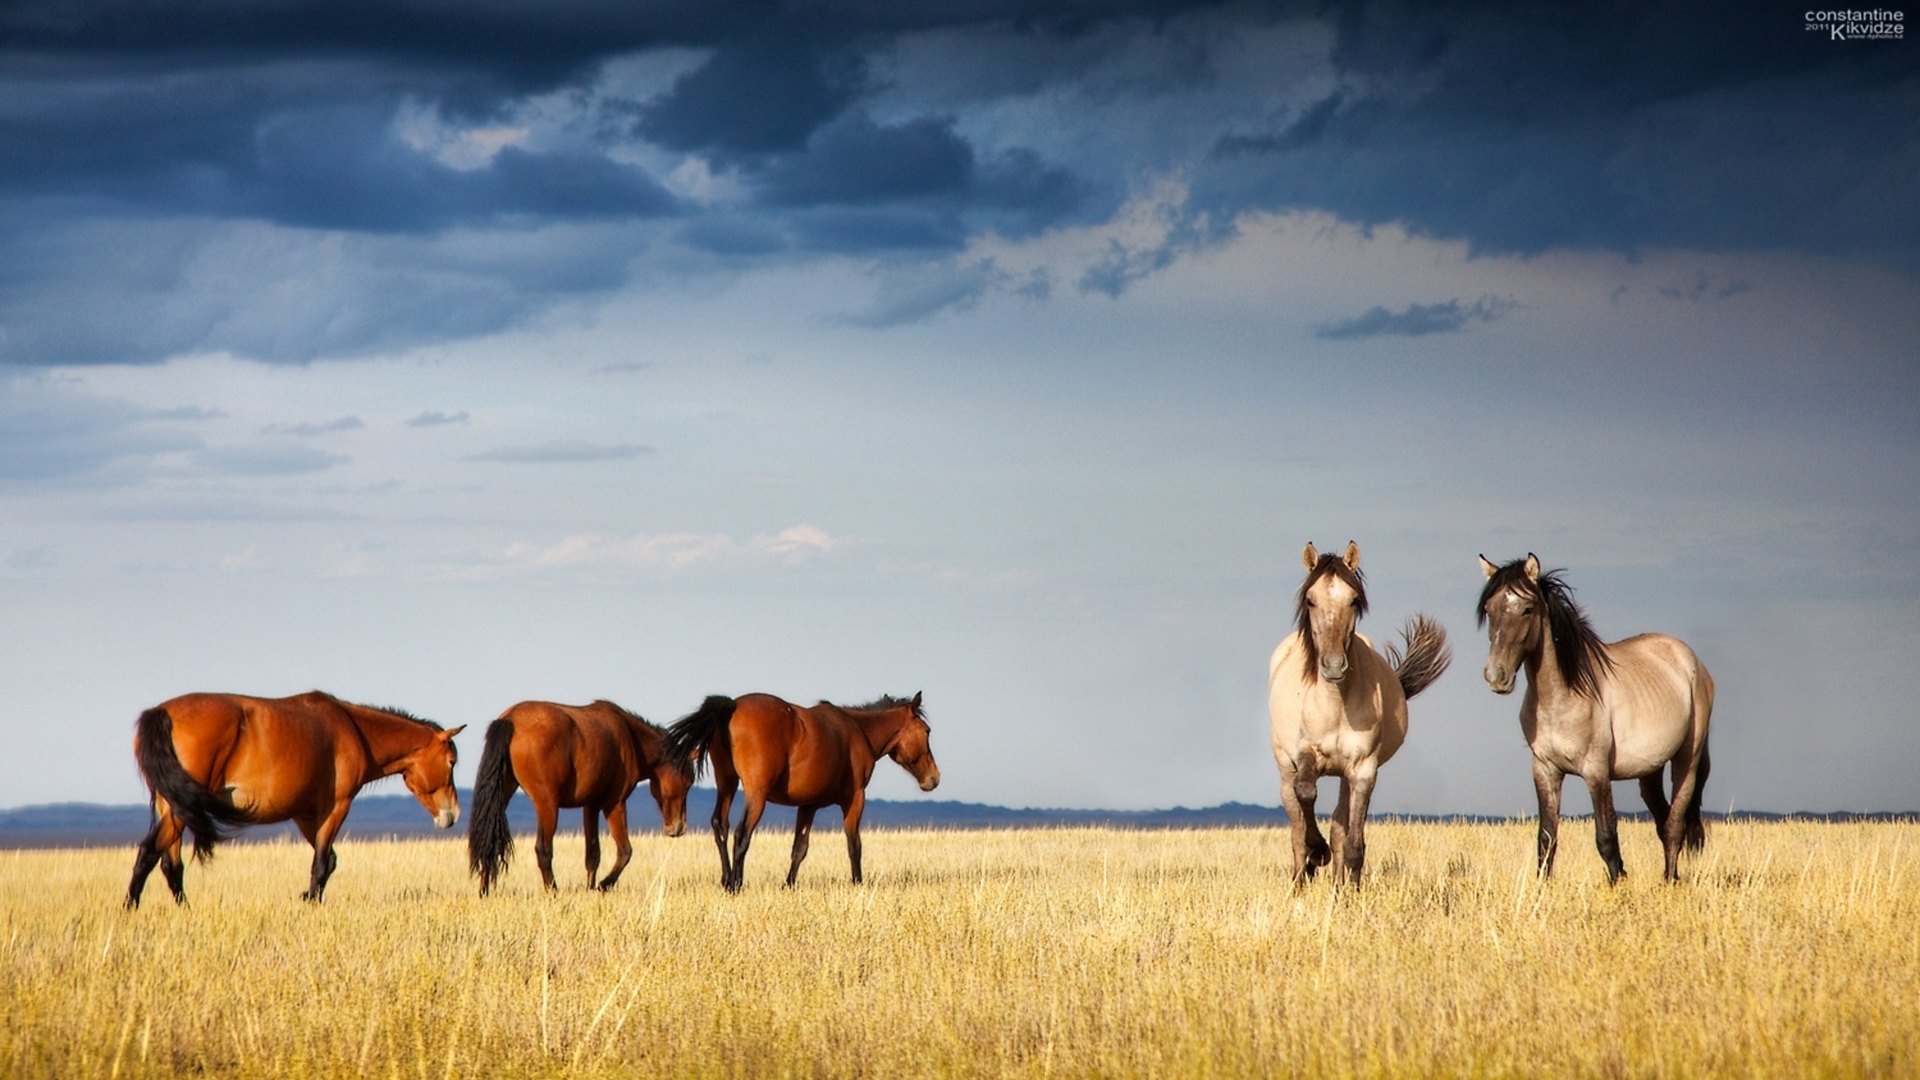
1, 0, 1913, 366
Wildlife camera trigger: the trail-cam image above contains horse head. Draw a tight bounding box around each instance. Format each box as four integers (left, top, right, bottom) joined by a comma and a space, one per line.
399, 725, 466, 829
650, 755, 693, 837
1478, 553, 1544, 694
887, 692, 941, 792
1297, 541, 1368, 685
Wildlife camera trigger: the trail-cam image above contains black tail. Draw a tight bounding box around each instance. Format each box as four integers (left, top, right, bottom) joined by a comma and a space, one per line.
133, 706, 252, 863
467, 718, 520, 889
1385, 613, 1452, 700
662, 695, 736, 782
1683, 736, 1711, 851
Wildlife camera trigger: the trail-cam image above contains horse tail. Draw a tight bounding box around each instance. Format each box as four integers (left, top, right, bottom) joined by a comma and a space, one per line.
1387, 613, 1452, 700
467, 718, 519, 887
662, 695, 736, 783
1682, 735, 1711, 851
133, 706, 252, 863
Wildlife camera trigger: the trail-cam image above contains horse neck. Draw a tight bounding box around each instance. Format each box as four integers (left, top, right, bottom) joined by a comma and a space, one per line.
1525, 617, 1577, 708
341, 705, 435, 777
625, 715, 664, 765
847, 707, 908, 756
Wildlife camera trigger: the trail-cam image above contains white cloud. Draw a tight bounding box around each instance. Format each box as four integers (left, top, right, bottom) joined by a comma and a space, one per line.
433, 524, 839, 583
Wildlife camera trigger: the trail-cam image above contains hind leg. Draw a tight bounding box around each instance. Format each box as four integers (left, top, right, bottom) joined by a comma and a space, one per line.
126, 801, 185, 908
596, 800, 635, 891
582, 807, 602, 888
726, 792, 767, 894
531, 795, 560, 892
1661, 743, 1709, 882
710, 766, 738, 889
786, 806, 817, 887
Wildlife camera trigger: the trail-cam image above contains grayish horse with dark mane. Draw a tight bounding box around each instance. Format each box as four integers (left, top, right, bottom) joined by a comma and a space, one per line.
1478, 554, 1714, 882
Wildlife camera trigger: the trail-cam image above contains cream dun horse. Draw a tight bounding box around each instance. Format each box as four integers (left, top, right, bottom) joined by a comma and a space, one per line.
1269, 542, 1451, 886
1478, 554, 1714, 882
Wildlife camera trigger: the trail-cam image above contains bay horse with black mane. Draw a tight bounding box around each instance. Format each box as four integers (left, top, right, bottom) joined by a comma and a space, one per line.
1478, 554, 1714, 882
467, 699, 694, 895
1269, 542, 1451, 886
663, 693, 940, 892
126, 691, 464, 906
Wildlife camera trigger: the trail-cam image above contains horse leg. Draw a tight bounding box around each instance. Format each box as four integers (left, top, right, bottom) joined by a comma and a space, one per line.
1682, 740, 1712, 851
1585, 774, 1625, 884
844, 791, 866, 885
300, 806, 350, 902
1340, 765, 1379, 887
531, 795, 560, 892
1531, 757, 1564, 877
582, 807, 602, 889
1661, 741, 1709, 882
710, 770, 738, 889
126, 802, 179, 909
726, 792, 767, 894
159, 816, 188, 903
786, 806, 817, 887
1328, 778, 1352, 885
1639, 772, 1673, 847
1276, 759, 1315, 885
596, 801, 634, 892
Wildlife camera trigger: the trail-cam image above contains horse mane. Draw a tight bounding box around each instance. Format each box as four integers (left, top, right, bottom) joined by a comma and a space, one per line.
1476, 560, 1614, 698
370, 704, 443, 731
846, 695, 927, 725
601, 700, 695, 778
1294, 553, 1368, 681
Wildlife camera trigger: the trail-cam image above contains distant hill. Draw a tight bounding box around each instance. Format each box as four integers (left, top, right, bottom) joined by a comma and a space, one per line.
1, 792, 1908, 849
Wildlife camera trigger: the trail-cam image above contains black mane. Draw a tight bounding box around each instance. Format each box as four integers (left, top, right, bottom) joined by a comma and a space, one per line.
1476, 559, 1614, 698
1294, 553, 1368, 681
847, 694, 927, 725
373, 704, 442, 731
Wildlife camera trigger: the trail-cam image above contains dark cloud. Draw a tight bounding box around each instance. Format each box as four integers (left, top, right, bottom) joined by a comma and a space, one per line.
0, 0, 1911, 365
0, 379, 200, 481
1314, 295, 1514, 340
467, 441, 652, 463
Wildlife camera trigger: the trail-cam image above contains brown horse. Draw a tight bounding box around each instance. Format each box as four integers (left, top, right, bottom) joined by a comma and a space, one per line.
467, 699, 694, 896
126, 691, 464, 906
663, 693, 940, 892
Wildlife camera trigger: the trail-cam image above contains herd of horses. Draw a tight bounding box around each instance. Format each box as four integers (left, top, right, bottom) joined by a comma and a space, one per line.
124, 548, 1714, 907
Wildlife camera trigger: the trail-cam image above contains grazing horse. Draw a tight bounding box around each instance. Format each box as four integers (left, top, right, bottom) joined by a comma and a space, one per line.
1478, 554, 1714, 882
126, 691, 463, 906
467, 699, 694, 896
663, 692, 940, 892
1268, 542, 1451, 886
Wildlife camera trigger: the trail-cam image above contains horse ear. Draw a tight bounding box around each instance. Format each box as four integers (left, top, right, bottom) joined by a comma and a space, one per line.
1301, 542, 1318, 569
910, 691, 922, 708
1343, 541, 1361, 571
1523, 553, 1541, 582
1479, 554, 1499, 579
441, 725, 467, 739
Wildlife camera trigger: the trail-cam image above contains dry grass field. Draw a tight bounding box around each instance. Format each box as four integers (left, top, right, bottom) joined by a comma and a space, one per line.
2, 819, 1915, 1079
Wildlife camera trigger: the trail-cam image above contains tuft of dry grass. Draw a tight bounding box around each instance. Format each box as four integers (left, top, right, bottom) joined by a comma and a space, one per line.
2, 820, 1915, 1078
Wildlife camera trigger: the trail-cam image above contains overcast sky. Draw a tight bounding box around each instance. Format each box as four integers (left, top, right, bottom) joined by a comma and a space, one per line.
2, 0, 1916, 816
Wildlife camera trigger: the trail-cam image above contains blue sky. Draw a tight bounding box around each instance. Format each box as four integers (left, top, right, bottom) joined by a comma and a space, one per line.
2, 0, 1916, 815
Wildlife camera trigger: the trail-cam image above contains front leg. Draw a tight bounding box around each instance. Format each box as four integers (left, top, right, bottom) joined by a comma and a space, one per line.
1340, 765, 1379, 887
786, 806, 817, 887
727, 793, 766, 894
843, 791, 866, 885
301, 804, 351, 902
1532, 757, 1564, 877
596, 800, 634, 891
1586, 773, 1625, 884
1328, 778, 1351, 885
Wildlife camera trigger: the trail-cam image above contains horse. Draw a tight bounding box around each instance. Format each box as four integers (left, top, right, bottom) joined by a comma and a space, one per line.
1268, 542, 1451, 886
467, 699, 694, 896
663, 692, 940, 892
125, 691, 463, 906
1478, 554, 1714, 883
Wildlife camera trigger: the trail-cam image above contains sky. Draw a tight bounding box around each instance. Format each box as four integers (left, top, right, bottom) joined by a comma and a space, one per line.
2, 0, 1916, 817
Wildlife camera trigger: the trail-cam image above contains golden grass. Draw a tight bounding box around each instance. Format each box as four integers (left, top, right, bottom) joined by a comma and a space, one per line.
2, 820, 1916, 1079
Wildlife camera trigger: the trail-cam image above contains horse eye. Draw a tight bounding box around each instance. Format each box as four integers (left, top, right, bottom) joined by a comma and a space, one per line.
1306, 598, 1316, 608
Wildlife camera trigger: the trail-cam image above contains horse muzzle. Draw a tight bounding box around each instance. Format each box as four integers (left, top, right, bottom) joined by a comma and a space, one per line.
434, 805, 460, 829
663, 820, 687, 838
1483, 663, 1515, 695
1319, 655, 1349, 684
919, 770, 941, 793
